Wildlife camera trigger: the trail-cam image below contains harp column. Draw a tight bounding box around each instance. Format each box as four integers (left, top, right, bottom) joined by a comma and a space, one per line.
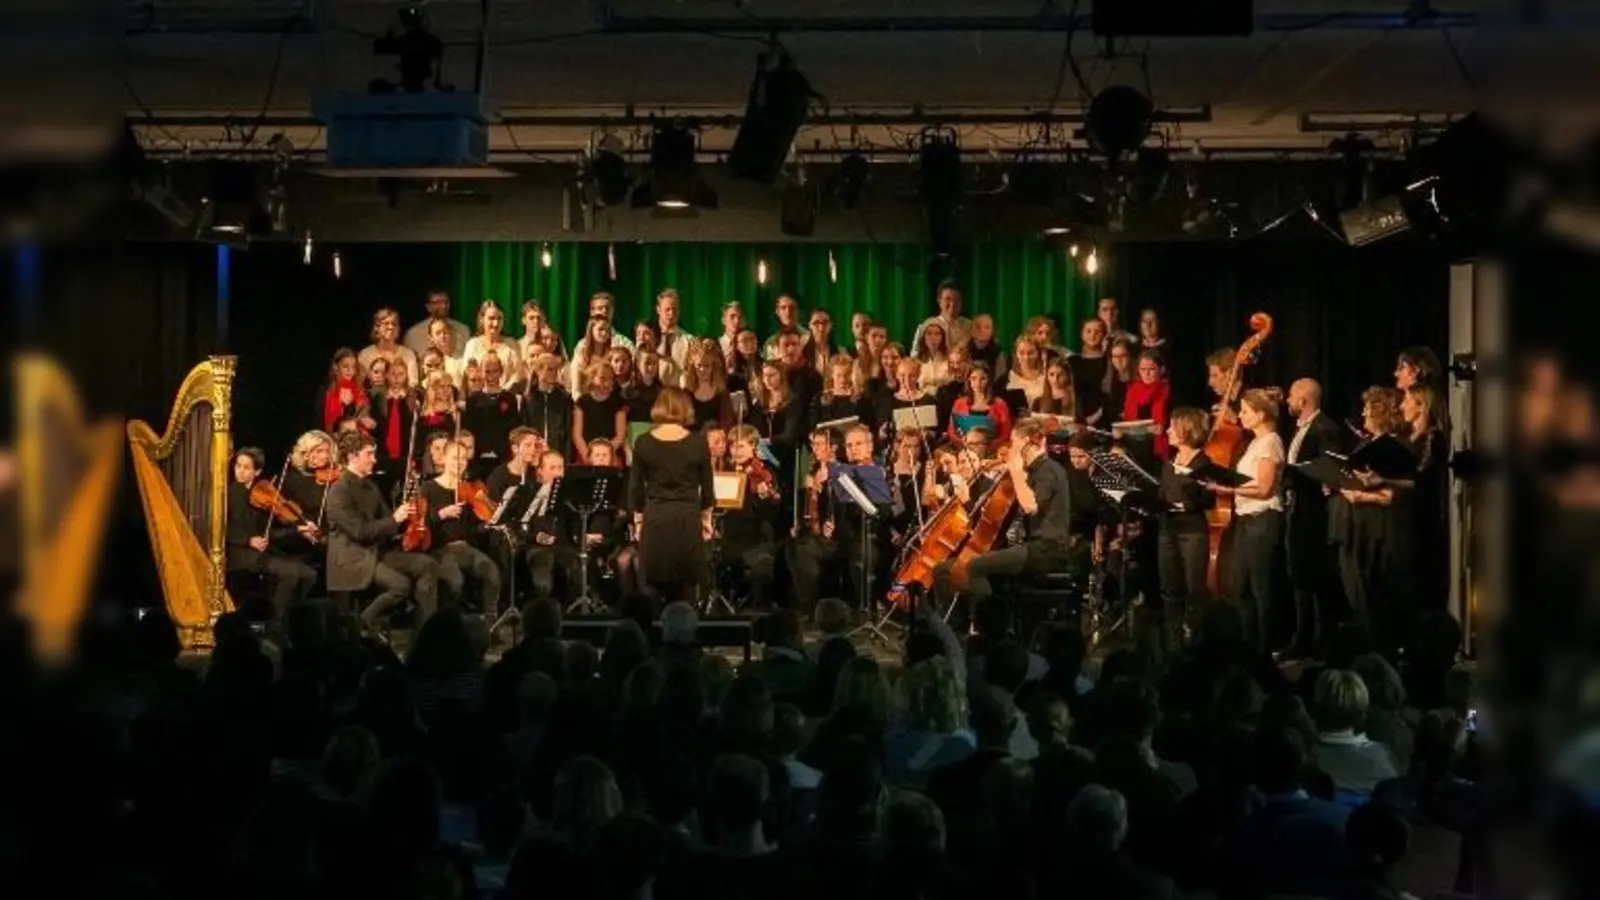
206, 355, 237, 622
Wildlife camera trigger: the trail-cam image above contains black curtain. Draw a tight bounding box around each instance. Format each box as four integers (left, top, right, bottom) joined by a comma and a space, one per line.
1106, 241, 1450, 418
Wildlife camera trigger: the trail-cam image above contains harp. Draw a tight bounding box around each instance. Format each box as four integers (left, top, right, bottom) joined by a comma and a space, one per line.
126, 356, 238, 650
16, 354, 124, 665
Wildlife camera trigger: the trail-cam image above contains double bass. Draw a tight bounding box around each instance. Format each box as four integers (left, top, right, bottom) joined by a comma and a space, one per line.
1201, 312, 1273, 593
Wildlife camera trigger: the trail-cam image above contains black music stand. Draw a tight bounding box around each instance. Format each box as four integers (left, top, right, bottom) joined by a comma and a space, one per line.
552, 466, 625, 616
833, 464, 897, 648
485, 483, 536, 640
1084, 449, 1160, 646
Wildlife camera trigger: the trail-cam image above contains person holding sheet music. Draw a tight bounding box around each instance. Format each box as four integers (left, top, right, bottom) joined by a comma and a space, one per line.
420, 440, 502, 613
628, 387, 717, 606
790, 427, 842, 618
816, 354, 869, 428
721, 425, 782, 609
1283, 378, 1346, 657
933, 418, 1070, 617
1199, 388, 1286, 653
1122, 350, 1172, 460
522, 450, 583, 605
1156, 409, 1214, 639
948, 363, 1012, 442
1399, 383, 1449, 612
1330, 386, 1419, 654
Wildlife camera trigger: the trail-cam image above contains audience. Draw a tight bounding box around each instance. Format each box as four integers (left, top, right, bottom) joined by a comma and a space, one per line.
1312, 669, 1402, 799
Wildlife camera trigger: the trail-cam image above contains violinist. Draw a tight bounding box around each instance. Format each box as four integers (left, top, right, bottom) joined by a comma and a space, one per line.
888, 426, 929, 544
279, 429, 338, 544
523, 451, 582, 605
933, 418, 1071, 619
486, 426, 543, 503
723, 425, 781, 609
323, 431, 440, 629
226, 447, 318, 621
789, 427, 841, 617
420, 440, 502, 613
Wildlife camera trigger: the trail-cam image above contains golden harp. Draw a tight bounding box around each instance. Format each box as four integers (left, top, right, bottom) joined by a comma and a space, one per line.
16, 354, 124, 665
126, 356, 238, 650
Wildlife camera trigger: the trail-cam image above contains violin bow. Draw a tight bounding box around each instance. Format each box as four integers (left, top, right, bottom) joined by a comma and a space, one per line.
262, 450, 293, 543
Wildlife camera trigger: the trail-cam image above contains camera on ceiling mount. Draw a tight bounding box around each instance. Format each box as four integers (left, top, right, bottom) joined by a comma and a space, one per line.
370, 4, 450, 94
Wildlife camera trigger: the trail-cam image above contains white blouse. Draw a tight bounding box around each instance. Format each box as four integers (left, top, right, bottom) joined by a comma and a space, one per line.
1005, 370, 1047, 406
917, 357, 952, 391
463, 336, 521, 382
1234, 431, 1286, 516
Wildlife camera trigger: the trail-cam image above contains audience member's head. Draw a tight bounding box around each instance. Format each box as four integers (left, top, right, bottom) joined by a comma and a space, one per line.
1346, 801, 1411, 878
832, 657, 893, 733
771, 702, 806, 760
320, 726, 379, 799
705, 754, 770, 834
817, 735, 885, 832
1352, 652, 1408, 713
595, 814, 665, 900
978, 757, 1034, 831
970, 684, 1017, 750
1313, 669, 1371, 734
552, 755, 623, 848
1325, 623, 1374, 669
528, 637, 565, 682
406, 608, 477, 680
516, 671, 559, 725
883, 789, 947, 855
362, 757, 444, 859
901, 656, 967, 735
564, 641, 599, 683
1026, 691, 1074, 750
700, 654, 735, 711
622, 660, 664, 713
984, 640, 1031, 694
1065, 784, 1130, 852
659, 665, 707, 725
757, 608, 804, 651
661, 601, 699, 645
523, 598, 563, 642
1102, 676, 1162, 744
619, 593, 656, 640
1255, 726, 1310, 795
722, 674, 775, 748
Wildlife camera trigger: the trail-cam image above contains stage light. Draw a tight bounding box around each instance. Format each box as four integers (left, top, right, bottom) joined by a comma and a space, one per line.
632, 124, 718, 212
1085, 85, 1153, 160
302, 230, 314, 265
828, 249, 838, 284
332, 251, 343, 279
780, 180, 817, 237
607, 242, 617, 281
729, 50, 813, 185
757, 259, 769, 285
1068, 243, 1080, 257
589, 133, 632, 208
837, 152, 868, 209
919, 127, 964, 255
1084, 247, 1099, 275
541, 243, 553, 268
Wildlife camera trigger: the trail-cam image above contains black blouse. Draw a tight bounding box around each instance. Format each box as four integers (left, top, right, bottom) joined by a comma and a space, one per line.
577, 392, 626, 443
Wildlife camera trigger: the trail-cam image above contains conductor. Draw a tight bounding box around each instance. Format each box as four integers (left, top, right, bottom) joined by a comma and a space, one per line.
628, 386, 717, 605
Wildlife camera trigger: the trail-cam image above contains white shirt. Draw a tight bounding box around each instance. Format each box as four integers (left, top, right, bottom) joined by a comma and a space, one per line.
1287, 410, 1322, 465
656, 326, 696, 371
403, 317, 470, 360
462, 336, 520, 382
357, 344, 419, 387
1234, 431, 1285, 516
918, 356, 953, 391
1005, 370, 1047, 406
912, 314, 974, 352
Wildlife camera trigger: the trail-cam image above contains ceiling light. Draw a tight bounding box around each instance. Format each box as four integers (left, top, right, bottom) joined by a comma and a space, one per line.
836, 151, 868, 209
632, 124, 717, 212
1085, 85, 1153, 160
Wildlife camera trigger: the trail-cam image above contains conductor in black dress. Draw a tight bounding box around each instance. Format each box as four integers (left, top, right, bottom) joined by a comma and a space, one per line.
1282, 378, 1346, 657
628, 386, 717, 605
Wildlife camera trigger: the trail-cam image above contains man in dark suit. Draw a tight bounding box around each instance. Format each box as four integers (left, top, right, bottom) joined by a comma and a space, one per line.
325, 431, 440, 628
1283, 378, 1346, 657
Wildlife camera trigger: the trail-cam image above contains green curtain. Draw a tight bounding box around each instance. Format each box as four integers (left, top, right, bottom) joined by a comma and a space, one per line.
452, 241, 1103, 349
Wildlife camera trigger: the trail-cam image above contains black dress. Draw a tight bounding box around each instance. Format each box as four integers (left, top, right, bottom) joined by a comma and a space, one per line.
628, 430, 716, 592
578, 392, 626, 445
1068, 355, 1109, 423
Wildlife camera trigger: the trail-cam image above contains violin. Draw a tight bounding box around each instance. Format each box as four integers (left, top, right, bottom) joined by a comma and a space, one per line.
248, 478, 308, 525
399, 406, 432, 552
804, 459, 827, 536
457, 479, 497, 521
314, 466, 340, 486
740, 457, 778, 501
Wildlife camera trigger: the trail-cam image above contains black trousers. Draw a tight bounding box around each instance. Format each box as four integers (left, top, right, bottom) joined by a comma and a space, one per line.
364, 549, 440, 626
232, 554, 317, 620
1157, 525, 1209, 629
1226, 510, 1283, 652
434, 540, 502, 612
723, 542, 777, 608
789, 534, 839, 617
525, 543, 581, 604
1285, 494, 1334, 649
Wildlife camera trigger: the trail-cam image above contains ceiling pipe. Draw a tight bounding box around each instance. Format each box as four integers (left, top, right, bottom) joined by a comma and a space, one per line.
594, 11, 1476, 35
132, 107, 1212, 129
131, 145, 1402, 163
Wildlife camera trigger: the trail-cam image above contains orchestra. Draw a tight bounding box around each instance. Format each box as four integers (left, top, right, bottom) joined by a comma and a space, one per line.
216, 288, 1451, 663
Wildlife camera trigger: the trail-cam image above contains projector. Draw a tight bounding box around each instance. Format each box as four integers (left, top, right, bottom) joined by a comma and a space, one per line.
312, 92, 504, 177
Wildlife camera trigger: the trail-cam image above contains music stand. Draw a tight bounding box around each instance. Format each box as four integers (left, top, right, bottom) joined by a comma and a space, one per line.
551, 466, 625, 616
703, 471, 748, 618
1083, 448, 1160, 646
834, 464, 898, 648
485, 482, 536, 640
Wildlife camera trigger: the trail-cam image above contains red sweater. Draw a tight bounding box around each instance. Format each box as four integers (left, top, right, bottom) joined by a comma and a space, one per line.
323, 378, 369, 433
948, 396, 1013, 442
1122, 379, 1172, 458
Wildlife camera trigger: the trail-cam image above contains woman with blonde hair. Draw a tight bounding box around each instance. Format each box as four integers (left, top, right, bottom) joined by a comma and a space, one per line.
883, 656, 975, 786
281, 430, 338, 539
572, 362, 627, 464
683, 340, 734, 427
628, 386, 716, 604
1331, 385, 1415, 653
1031, 357, 1077, 425
551, 755, 624, 851
913, 321, 953, 390
1006, 334, 1047, 408
569, 315, 615, 395
462, 301, 520, 377
1202, 387, 1285, 651
817, 353, 867, 425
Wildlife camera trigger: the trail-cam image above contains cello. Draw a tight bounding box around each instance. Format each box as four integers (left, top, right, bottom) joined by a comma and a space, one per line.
887, 440, 1016, 607
1201, 312, 1273, 594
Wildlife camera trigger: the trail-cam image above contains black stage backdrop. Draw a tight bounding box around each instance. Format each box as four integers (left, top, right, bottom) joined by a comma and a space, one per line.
28, 239, 1448, 604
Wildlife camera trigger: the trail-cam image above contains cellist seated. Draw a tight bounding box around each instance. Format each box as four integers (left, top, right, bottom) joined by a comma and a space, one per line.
932, 418, 1072, 621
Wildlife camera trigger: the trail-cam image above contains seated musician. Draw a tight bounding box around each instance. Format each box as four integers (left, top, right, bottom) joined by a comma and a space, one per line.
1206, 346, 1239, 425
933, 419, 1071, 616
722, 425, 781, 608
789, 426, 841, 617
581, 441, 640, 601
420, 440, 502, 613
888, 426, 929, 545
279, 430, 337, 551
826, 424, 892, 612
324, 431, 440, 629
1065, 433, 1111, 573
226, 447, 318, 621
486, 426, 544, 503
522, 450, 581, 605
704, 422, 730, 471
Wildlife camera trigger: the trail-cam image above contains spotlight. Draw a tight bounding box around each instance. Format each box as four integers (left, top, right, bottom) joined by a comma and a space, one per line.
332, 251, 343, 279
1068, 243, 1080, 257
730, 50, 813, 185
632, 124, 717, 212
1085, 85, 1153, 160
919, 127, 964, 255
541, 243, 553, 268
302, 230, 314, 265
836, 151, 868, 209
828, 249, 838, 283
588, 133, 631, 208
607, 242, 617, 281
757, 259, 769, 285
1084, 247, 1100, 275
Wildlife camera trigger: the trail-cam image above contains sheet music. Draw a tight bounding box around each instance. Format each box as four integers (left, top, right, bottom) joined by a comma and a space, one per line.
523, 481, 553, 522
892, 405, 939, 431
836, 473, 877, 516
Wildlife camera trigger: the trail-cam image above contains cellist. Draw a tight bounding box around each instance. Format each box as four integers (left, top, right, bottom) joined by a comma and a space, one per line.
932, 418, 1071, 621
